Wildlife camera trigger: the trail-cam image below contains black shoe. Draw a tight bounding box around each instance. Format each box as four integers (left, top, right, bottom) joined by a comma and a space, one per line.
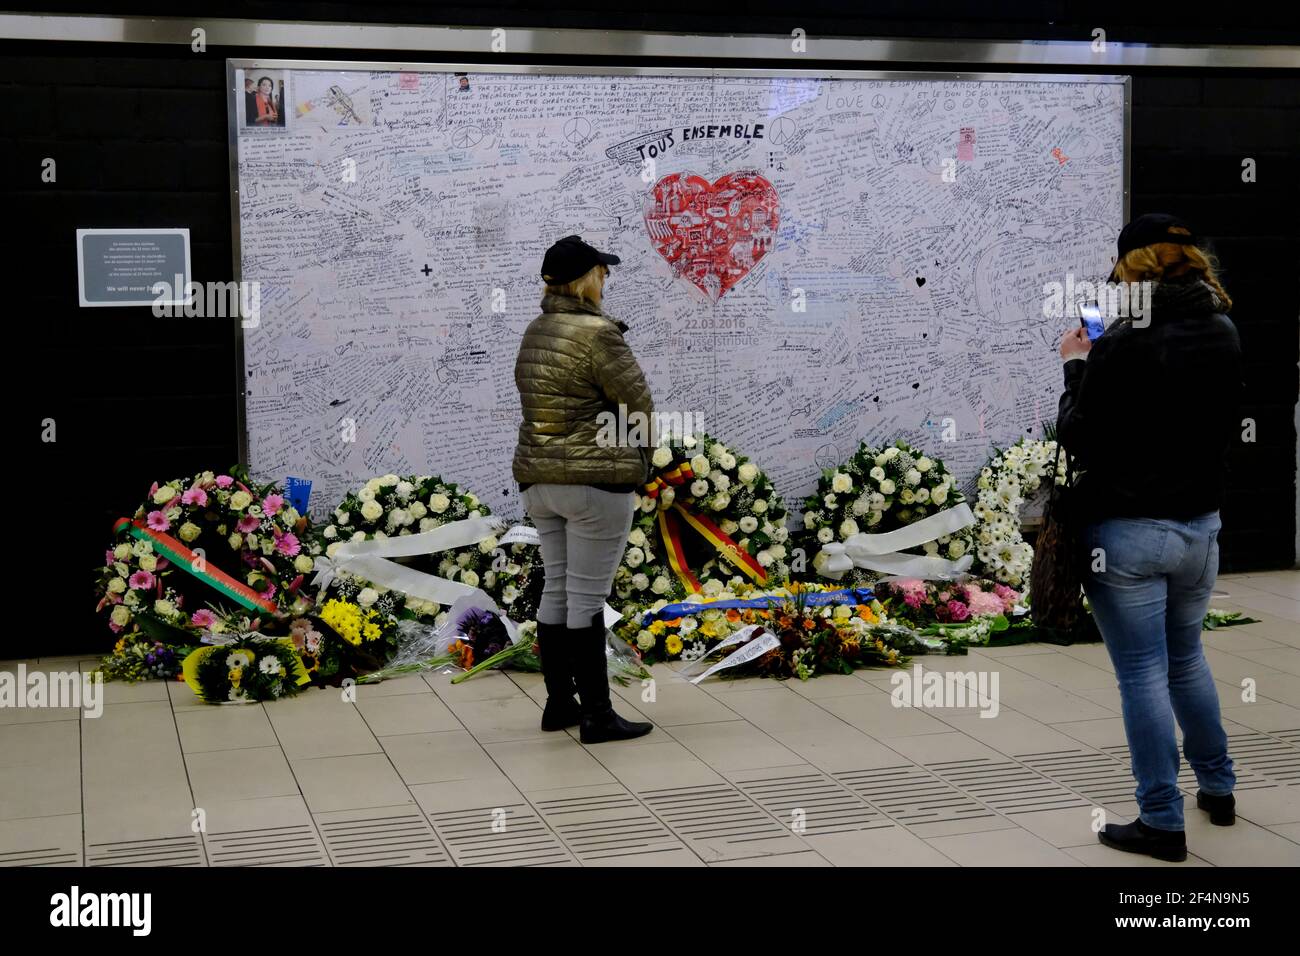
1196, 790, 1236, 826
1098, 819, 1188, 862
572, 612, 652, 745
535, 621, 580, 732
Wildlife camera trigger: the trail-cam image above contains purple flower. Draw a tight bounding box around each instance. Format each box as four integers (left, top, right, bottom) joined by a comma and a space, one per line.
457, 607, 508, 660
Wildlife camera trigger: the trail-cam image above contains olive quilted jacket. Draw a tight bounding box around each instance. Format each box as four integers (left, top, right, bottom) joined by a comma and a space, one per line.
512, 292, 655, 486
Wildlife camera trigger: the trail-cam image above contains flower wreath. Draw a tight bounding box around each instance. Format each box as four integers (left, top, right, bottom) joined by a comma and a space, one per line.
317, 473, 498, 624
967, 438, 1066, 587
181, 636, 312, 704
94, 468, 318, 640
799, 440, 972, 581
612, 433, 791, 608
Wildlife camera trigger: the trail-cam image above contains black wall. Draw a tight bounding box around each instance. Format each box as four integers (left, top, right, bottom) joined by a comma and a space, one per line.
4, 19, 1297, 656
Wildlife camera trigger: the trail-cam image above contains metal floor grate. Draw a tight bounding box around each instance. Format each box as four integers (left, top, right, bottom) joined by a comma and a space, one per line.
735, 769, 893, 835
1017, 749, 1137, 804
533, 787, 686, 863
428, 803, 573, 866
834, 765, 999, 827
925, 758, 1089, 815
206, 823, 328, 866
316, 809, 452, 866
638, 783, 808, 861
86, 834, 206, 867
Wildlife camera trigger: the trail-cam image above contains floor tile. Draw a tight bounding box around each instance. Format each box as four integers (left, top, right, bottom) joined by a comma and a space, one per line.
816, 687, 954, 738
926, 827, 1084, 866
187, 746, 299, 804
669, 720, 804, 772
1236, 646, 1300, 677
612, 674, 741, 726
444, 696, 548, 744
804, 826, 957, 866
200, 794, 328, 867
265, 689, 383, 759
1002, 652, 1117, 691
0, 720, 81, 820
586, 739, 725, 791
291, 753, 415, 813
0, 814, 83, 866
428, 670, 526, 702
939, 710, 1098, 758
484, 736, 615, 792
1013, 806, 1122, 848
1231, 786, 1300, 826
1063, 842, 1212, 866
710, 850, 830, 866
1267, 822, 1300, 843
380, 730, 500, 785
408, 775, 524, 815
175, 705, 278, 753
1180, 814, 1300, 866
357, 692, 462, 736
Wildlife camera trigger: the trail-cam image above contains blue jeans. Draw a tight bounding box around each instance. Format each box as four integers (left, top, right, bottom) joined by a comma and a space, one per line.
1082, 512, 1235, 831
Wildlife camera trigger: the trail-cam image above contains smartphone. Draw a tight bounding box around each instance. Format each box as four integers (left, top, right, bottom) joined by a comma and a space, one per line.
1079, 303, 1106, 341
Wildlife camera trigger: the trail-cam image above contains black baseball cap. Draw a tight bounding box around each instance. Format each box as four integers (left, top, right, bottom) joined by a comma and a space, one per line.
1118, 213, 1199, 258
1108, 214, 1198, 282
540, 235, 620, 285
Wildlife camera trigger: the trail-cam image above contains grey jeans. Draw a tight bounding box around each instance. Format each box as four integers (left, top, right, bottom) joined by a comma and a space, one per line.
522, 484, 635, 629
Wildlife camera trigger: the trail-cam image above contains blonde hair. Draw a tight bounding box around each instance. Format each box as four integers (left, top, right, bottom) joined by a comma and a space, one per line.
544, 264, 606, 307
1113, 226, 1233, 311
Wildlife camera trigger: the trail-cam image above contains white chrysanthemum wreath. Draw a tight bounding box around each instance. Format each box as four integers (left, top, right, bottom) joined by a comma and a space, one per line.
800, 439, 973, 581
967, 438, 1068, 587
317, 474, 500, 623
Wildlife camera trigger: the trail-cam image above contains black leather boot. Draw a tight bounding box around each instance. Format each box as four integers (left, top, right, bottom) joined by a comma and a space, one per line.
1098, 819, 1187, 862
1196, 790, 1236, 826
573, 612, 652, 744
535, 620, 580, 732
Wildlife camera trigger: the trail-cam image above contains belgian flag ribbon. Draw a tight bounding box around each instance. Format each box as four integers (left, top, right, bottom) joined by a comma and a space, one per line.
113, 517, 279, 615
654, 503, 769, 594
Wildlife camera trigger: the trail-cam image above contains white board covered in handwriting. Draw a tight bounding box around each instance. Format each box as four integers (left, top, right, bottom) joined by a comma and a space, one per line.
231, 67, 1126, 514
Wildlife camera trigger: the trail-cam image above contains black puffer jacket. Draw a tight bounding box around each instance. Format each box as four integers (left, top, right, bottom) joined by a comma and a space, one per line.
1056, 277, 1243, 522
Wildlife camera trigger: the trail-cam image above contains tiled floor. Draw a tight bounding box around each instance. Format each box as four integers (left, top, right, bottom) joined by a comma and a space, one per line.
3, 571, 1299, 867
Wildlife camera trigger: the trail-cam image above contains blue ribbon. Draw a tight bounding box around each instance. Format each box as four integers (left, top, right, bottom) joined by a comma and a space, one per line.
641, 587, 875, 625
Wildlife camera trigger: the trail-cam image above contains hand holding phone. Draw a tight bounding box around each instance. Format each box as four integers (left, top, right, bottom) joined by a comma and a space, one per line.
1079, 303, 1106, 341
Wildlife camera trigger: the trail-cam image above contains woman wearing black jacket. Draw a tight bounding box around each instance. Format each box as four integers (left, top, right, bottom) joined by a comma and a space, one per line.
1057, 213, 1242, 862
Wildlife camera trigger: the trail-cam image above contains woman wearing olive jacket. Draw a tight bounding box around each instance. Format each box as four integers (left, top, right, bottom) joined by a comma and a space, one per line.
513, 235, 654, 744
1056, 214, 1242, 862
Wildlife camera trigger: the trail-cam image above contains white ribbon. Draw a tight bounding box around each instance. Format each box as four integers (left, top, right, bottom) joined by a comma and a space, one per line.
690, 630, 781, 684
678, 624, 764, 675
499, 525, 540, 546
310, 514, 503, 607
817, 503, 976, 581
311, 516, 622, 630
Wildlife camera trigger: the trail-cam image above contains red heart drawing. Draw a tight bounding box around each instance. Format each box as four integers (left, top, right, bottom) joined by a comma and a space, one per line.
643, 172, 780, 300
